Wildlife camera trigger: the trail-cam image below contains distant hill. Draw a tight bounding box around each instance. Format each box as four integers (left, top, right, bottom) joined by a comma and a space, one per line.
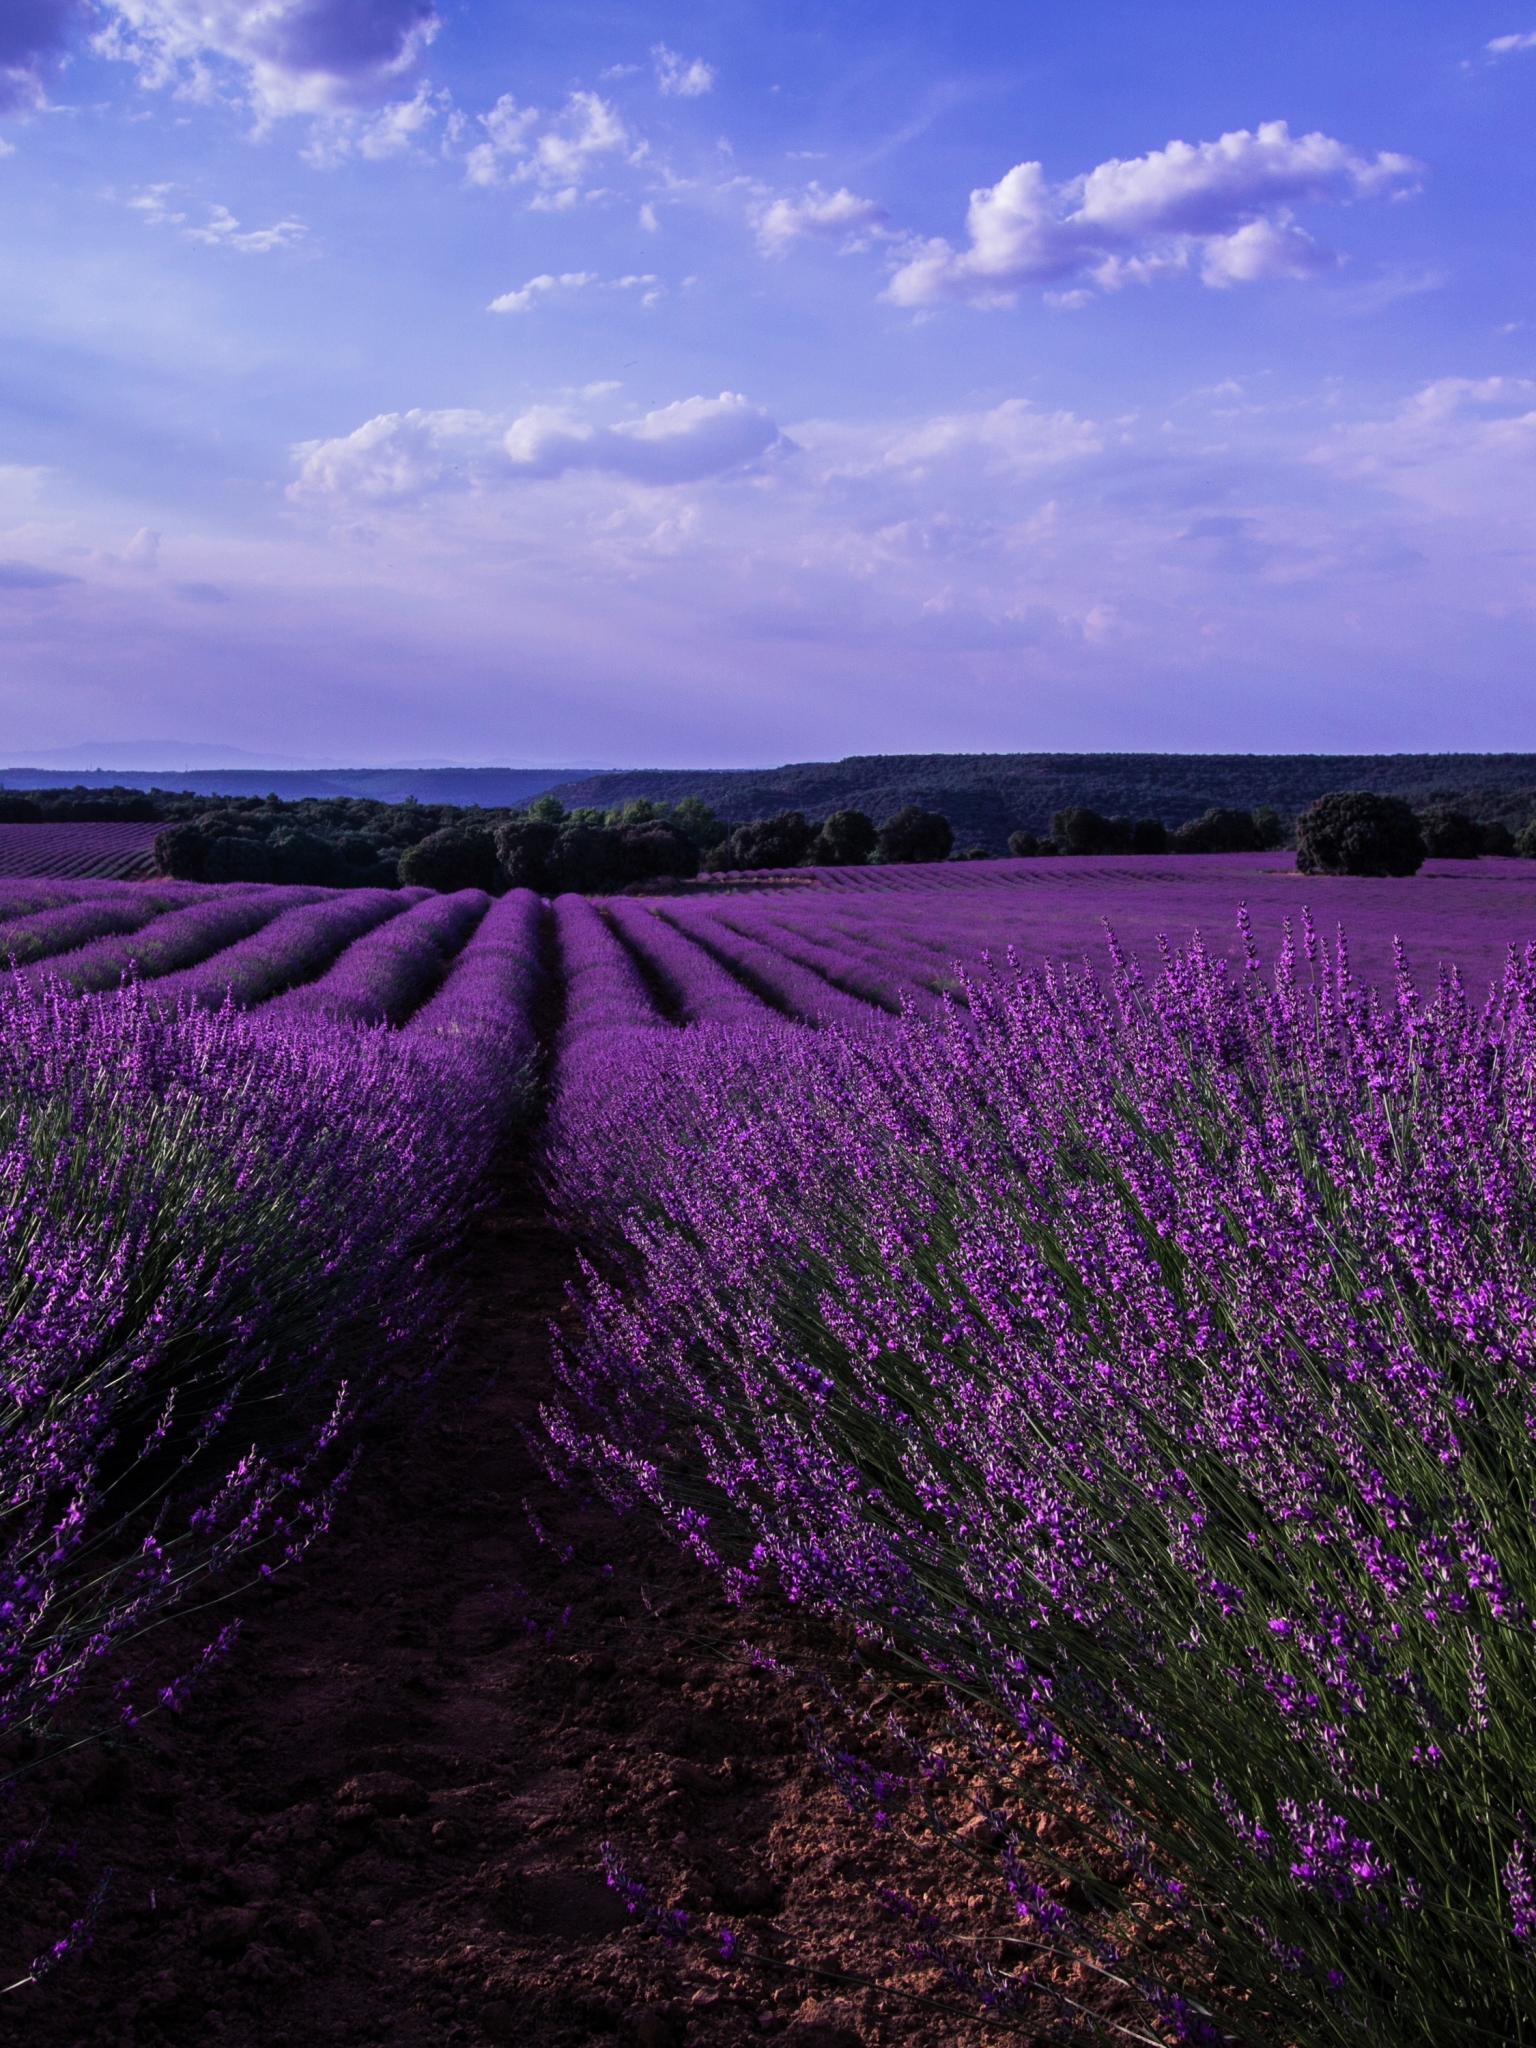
0, 767, 594, 807
545, 754, 1536, 851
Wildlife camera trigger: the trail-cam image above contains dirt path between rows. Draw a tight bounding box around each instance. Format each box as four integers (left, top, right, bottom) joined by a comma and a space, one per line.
0, 1152, 1084, 2048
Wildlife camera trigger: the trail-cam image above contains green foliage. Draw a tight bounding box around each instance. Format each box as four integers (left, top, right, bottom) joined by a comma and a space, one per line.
1171, 806, 1266, 854
1481, 821, 1517, 856
1419, 808, 1483, 859
1518, 821, 1536, 859
1049, 807, 1133, 855
875, 805, 953, 864
492, 816, 700, 894
1251, 805, 1287, 850
809, 809, 878, 866
1297, 791, 1427, 877
396, 826, 501, 894
725, 811, 818, 870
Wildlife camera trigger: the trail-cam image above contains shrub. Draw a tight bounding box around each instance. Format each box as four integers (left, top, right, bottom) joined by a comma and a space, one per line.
952, 845, 992, 860
494, 817, 561, 892
1131, 816, 1168, 854
1419, 808, 1482, 859
1048, 806, 1130, 855
1296, 791, 1426, 876
875, 805, 953, 864
728, 811, 818, 870
1007, 830, 1041, 857
152, 822, 210, 881
1171, 806, 1264, 854
0, 797, 42, 823
1252, 804, 1287, 850
809, 809, 878, 866
612, 821, 700, 884
397, 826, 501, 893
1481, 821, 1516, 857
1518, 821, 1536, 859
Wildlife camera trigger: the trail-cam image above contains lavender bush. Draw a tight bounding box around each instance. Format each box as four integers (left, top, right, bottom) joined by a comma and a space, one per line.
603, 900, 767, 1026
147, 887, 410, 1011
655, 902, 882, 1029
263, 887, 489, 1027
401, 887, 545, 1110
548, 917, 1536, 2044
24, 884, 325, 995
0, 891, 189, 969
0, 974, 501, 1761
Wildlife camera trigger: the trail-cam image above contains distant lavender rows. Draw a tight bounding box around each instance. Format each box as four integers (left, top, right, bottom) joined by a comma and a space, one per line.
0, 821, 160, 880
7, 856, 1536, 1061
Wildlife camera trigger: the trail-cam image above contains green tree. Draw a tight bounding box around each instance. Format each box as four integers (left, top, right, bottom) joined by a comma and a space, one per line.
1295, 792, 1426, 877
876, 806, 954, 864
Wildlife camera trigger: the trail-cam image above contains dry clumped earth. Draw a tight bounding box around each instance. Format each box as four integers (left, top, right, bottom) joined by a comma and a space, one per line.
0, 1155, 1170, 2048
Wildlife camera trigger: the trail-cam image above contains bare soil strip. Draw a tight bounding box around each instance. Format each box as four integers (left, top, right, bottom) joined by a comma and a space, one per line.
0, 1156, 1073, 2048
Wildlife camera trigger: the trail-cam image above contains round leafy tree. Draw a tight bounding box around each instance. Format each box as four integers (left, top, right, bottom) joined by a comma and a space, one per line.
493, 817, 560, 892
1295, 791, 1425, 877
1172, 807, 1264, 854
613, 821, 700, 883
152, 822, 209, 880
1131, 817, 1168, 854
397, 826, 501, 893
1419, 808, 1481, 859
876, 805, 954, 864
728, 811, 817, 870
810, 808, 878, 866
1517, 820, 1536, 859
1007, 830, 1041, 857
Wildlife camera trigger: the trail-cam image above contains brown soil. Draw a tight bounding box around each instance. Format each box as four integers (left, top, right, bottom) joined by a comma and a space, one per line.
0, 1157, 1181, 2048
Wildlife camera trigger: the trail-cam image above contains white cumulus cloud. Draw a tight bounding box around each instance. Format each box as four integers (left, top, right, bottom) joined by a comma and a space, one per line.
652, 43, 714, 97
92, 0, 438, 122
885, 120, 1420, 307
290, 391, 784, 502
462, 89, 635, 204
755, 183, 890, 255
1486, 30, 1536, 54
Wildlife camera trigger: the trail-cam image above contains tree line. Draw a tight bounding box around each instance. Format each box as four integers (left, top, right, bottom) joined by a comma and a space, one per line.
2, 780, 1525, 891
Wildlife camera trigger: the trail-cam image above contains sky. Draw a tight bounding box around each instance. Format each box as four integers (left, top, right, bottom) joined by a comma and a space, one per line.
0, 2, 1533, 768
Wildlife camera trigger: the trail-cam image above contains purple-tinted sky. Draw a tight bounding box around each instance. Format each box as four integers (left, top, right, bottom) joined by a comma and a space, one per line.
1, 2, 1533, 766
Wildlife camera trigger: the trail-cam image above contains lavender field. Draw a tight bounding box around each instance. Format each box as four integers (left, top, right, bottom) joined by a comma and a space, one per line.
8, 858, 1536, 2042
0, 823, 160, 879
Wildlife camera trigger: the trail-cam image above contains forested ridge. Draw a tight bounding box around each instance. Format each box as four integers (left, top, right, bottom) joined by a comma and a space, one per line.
546, 752, 1536, 850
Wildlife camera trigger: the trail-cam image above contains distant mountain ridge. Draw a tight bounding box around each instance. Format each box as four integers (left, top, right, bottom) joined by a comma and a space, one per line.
0, 767, 594, 807
544, 753, 1536, 851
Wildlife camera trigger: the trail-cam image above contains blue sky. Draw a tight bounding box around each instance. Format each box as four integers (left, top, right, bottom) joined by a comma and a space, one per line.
1, 1, 1533, 766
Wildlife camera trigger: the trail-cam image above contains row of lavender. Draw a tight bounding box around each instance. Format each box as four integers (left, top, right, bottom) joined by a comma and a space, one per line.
543, 916, 1536, 2046
0, 885, 548, 1988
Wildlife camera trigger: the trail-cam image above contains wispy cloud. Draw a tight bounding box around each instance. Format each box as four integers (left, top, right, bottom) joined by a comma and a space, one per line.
128, 186, 306, 250
652, 44, 714, 98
